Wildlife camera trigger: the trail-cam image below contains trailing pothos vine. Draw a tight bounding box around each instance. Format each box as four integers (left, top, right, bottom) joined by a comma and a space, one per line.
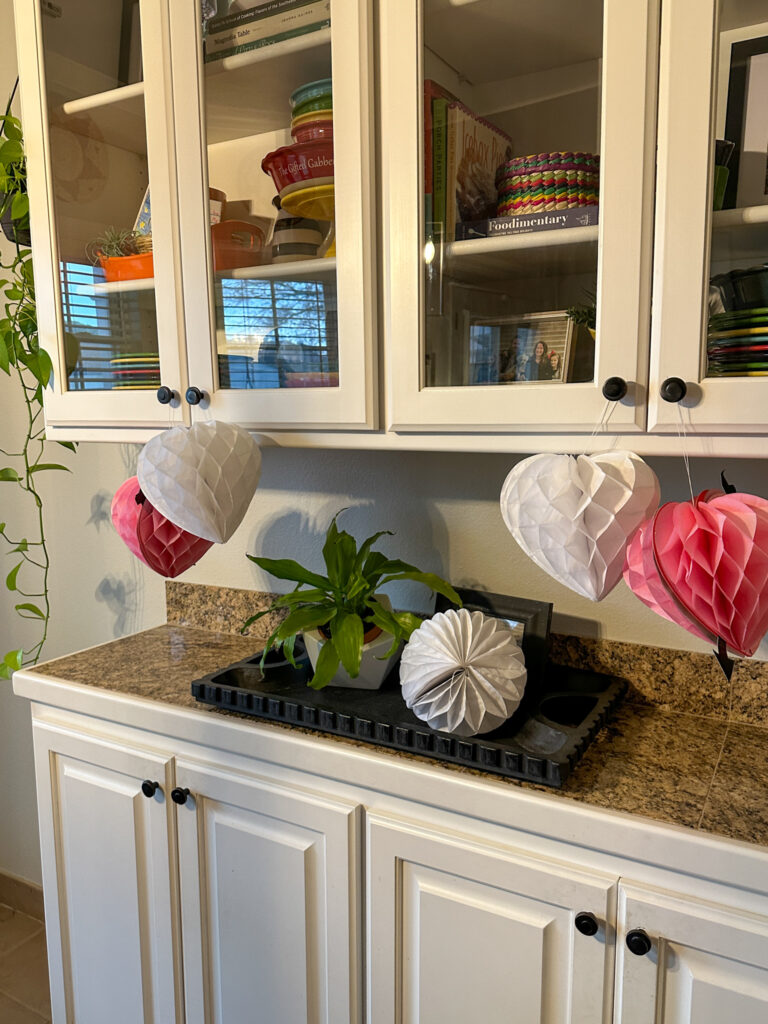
0, 84, 75, 679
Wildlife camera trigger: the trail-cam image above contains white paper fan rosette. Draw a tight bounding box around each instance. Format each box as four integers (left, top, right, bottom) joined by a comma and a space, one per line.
137, 421, 261, 544
400, 608, 527, 737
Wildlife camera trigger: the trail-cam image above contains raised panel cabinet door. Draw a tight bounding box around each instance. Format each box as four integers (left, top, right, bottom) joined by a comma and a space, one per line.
32, 723, 179, 1024
173, 759, 361, 1024
367, 811, 617, 1024
615, 881, 768, 1023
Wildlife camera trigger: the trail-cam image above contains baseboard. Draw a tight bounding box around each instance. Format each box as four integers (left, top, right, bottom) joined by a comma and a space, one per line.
0, 869, 44, 921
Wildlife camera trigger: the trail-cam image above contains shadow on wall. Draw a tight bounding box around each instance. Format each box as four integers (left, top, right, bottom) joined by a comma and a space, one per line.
95, 575, 138, 638
249, 499, 452, 616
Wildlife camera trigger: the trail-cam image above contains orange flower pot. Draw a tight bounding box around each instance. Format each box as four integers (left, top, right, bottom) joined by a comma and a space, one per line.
99, 252, 154, 282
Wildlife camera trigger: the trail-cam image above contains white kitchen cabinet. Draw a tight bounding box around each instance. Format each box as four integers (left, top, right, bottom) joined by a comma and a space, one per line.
367, 810, 617, 1023
615, 881, 768, 1023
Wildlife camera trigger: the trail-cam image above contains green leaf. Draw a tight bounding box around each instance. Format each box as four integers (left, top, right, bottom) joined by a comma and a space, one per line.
25, 349, 53, 388
11, 191, 28, 220
275, 604, 335, 642
246, 554, 330, 591
5, 561, 23, 591
365, 597, 402, 639
353, 529, 393, 576
29, 463, 70, 474
56, 441, 77, 452
361, 550, 390, 586
282, 632, 297, 668
15, 602, 44, 618
331, 611, 364, 677
0, 334, 8, 374
0, 139, 23, 164
378, 569, 462, 607
0, 649, 23, 679
322, 511, 357, 587
0, 467, 20, 481
308, 638, 340, 690
11, 539, 27, 553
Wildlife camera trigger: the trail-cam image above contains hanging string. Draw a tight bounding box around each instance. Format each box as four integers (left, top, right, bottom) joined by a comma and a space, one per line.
676, 403, 695, 503
590, 398, 613, 438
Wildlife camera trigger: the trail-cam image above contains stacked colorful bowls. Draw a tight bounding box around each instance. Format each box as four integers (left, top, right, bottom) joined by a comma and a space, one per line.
495, 152, 599, 217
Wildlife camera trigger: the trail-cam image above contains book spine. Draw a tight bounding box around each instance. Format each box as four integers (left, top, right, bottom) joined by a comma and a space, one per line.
432, 98, 449, 231
207, 0, 315, 34
205, 1, 329, 60
445, 109, 458, 241
454, 207, 599, 240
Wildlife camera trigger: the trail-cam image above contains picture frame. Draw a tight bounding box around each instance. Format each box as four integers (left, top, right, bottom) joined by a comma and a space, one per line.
467, 309, 573, 385
434, 587, 552, 692
717, 23, 768, 209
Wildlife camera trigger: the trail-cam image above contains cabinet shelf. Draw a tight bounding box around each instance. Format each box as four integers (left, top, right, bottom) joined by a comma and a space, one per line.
204, 29, 332, 144
217, 257, 336, 281
58, 82, 147, 155
712, 205, 768, 265
443, 224, 599, 282
92, 277, 155, 294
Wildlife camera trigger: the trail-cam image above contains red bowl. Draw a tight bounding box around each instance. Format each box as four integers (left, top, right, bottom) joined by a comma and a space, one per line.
290, 118, 334, 144
261, 140, 334, 192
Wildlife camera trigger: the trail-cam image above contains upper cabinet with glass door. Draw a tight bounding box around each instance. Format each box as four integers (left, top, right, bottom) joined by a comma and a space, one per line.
649, 0, 768, 432
15, 0, 185, 435
381, 0, 660, 433
168, 0, 377, 430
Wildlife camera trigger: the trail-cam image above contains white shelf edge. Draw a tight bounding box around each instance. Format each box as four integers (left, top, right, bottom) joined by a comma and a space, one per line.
205, 27, 332, 76
60, 81, 145, 116
218, 257, 336, 280
93, 277, 155, 294
712, 205, 768, 229
445, 224, 599, 259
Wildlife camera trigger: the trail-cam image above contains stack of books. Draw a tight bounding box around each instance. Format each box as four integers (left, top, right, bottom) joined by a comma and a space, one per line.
204, 0, 331, 63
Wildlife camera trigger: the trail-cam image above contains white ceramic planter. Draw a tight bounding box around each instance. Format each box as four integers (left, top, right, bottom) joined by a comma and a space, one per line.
302, 595, 402, 689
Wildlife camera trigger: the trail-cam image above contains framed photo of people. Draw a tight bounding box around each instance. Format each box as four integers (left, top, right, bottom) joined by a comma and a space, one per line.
467, 310, 574, 385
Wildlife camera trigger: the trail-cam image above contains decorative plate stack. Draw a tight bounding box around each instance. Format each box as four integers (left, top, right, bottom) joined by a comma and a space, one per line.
110, 352, 160, 390
707, 308, 768, 377
495, 151, 599, 217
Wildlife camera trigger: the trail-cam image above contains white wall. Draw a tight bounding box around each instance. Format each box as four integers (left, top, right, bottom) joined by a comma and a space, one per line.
3, 0, 768, 886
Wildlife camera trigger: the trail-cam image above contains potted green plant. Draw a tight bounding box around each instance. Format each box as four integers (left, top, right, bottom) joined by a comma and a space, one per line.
0, 79, 30, 247
566, 296, 597, 340
243, 511, 462, 690
86, 226, 153, 282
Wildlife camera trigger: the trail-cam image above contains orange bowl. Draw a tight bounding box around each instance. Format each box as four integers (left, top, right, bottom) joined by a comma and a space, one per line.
100, 252, 154, 282
261, 140, 334, 192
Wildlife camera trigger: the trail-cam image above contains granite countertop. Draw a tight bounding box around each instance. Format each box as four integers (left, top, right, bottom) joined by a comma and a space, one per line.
29, 621, 768, 851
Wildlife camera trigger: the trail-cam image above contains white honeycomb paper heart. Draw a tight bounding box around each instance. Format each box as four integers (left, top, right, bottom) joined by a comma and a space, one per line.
137, 421, 262, 544
500, 451, 660, 602
400, 608, 527, 737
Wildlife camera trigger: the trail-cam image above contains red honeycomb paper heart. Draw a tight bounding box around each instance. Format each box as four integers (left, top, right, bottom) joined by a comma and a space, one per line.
137, 494, 213, 578
652, 491, 768, 657
111, 476, 149, 566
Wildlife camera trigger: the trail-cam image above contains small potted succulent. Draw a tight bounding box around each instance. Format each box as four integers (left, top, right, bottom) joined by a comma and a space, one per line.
243, 511, 462, 690
86, 226, 153, 282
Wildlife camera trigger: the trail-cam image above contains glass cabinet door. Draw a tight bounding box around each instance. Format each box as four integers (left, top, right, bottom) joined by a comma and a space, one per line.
383, 0, 659, 433
649, 0, 768, 432
16, 0, 185, 433
170, 0, 376, 430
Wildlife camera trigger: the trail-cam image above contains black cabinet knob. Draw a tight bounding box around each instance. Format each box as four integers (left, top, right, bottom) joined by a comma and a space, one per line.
660, 376, 687, 403
156, 386, 176, 405
141, 780, 160, 798
185, 386, 205, 405
575, 912, 599, 936
601, 377, 627, 402
626, 929, 652, 956
171, 787, 191, 805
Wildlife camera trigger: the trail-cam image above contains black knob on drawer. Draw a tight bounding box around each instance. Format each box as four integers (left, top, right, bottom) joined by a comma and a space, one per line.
575, 912, 599, 936
171, 787, 191, 805
156, 386, 176, 405
626, 929, 652, 956
185, 386, 205, 405
660, 376, 687, 403
601, 377, 627, 402
141, 780, 160, 798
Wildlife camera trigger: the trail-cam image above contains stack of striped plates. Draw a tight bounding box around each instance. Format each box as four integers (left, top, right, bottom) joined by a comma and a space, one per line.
496, 152, 599, 217
110, 353, 161, 389
707, 309, 768, 377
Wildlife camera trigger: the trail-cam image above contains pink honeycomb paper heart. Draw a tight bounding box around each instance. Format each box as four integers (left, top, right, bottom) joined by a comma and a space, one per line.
500, 451, 660, 601
137, 495, 214, 578
652, 491, 768, 657
623, 516, 712, 643
137, 421, 261, 544
111, 476, 150, 566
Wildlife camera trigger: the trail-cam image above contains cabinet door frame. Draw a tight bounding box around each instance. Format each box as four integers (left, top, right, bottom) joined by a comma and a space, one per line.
615, 879, 768, 1023
367, 810, 617, 1023
381, 0, 659, 433
173, 756, 362, 1024
648, 0, 768, 433
32, 721, 181, 1024
168, 0, 378, 431
14, 0, 189, 433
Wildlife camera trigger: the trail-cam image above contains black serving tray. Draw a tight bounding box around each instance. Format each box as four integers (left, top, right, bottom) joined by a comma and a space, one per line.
191, 640, 626, 787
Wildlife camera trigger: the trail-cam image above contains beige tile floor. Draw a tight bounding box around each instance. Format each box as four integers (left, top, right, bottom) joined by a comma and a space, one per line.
0, 904, 51, 1022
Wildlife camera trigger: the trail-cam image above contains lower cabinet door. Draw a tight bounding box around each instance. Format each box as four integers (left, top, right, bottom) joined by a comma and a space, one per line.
616, 881, 768, 1024
173, 759, 361, 1024
32, 724, 178, 1024
367, 811, 617, 1023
